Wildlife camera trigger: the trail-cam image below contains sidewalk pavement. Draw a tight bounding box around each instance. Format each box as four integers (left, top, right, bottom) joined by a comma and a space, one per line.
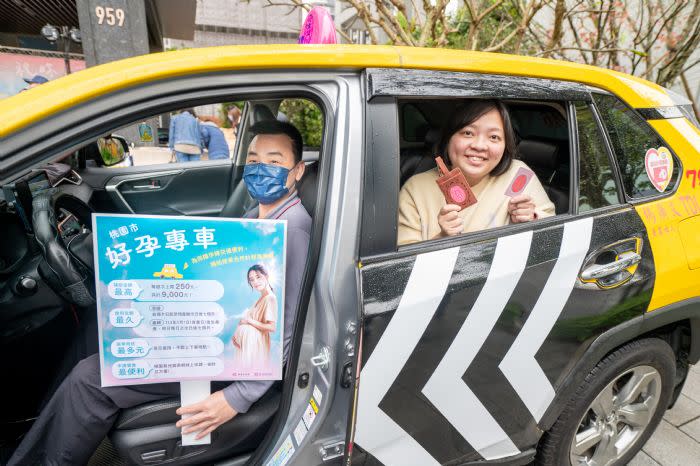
630, 363, 700, 465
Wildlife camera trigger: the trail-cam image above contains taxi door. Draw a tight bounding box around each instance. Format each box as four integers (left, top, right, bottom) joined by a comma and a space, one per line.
350, 69, 658, 465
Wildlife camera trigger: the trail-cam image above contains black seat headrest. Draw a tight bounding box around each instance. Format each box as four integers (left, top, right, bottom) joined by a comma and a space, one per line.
517, 139, 559, 171
252, 104, 277, 122
425, 128, 440, 149
298, 161, 318, 215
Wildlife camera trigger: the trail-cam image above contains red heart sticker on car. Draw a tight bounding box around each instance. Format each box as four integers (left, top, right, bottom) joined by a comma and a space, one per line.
644, 147, 673, 192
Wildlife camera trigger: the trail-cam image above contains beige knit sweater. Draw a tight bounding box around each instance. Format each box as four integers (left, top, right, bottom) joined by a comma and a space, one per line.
398, 159, 556, 245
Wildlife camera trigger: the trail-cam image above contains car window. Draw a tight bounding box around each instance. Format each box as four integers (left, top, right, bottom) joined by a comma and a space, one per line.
278, 98, 323, 150
101, 98, 323, 169
593, 93, 679, 199
109, 103, 241, 167
575, 102, 619, 212
396, 98, 569, 247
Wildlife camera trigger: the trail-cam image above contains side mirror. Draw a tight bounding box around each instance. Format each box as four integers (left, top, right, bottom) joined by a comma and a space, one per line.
95, 135, 128, 166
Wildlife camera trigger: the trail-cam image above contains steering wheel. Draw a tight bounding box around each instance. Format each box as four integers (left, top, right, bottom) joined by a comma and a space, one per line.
31, 191, 96, 307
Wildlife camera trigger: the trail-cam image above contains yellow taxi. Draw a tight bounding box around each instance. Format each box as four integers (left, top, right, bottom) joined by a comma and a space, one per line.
1, 45, 699, 466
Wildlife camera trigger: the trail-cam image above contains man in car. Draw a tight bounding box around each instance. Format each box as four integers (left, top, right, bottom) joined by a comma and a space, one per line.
9, 120, 311, 466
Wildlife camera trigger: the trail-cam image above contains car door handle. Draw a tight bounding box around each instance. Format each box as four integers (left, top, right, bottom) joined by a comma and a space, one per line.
580, 252, 642, 281
132, 182, 161, 190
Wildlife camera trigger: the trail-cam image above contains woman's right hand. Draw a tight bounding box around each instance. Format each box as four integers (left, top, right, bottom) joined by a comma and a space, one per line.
438, 204, 464, 237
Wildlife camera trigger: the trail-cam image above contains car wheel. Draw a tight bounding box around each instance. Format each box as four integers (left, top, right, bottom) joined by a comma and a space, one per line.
536, 338, 675, 466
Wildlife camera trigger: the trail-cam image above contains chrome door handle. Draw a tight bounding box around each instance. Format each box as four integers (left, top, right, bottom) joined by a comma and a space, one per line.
580, 252, 642, 281
132, 184, 160, 190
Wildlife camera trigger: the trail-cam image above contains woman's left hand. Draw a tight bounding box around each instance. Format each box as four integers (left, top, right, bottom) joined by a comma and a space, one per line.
508, 194, 537, 223
239, 317, 249, 326
176, 390, 238, 440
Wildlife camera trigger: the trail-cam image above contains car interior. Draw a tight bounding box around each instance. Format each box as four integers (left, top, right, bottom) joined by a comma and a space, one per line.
0, 96, 323, 465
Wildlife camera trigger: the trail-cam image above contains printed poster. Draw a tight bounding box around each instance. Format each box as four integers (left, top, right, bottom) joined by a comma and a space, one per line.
92, 213, 286, 387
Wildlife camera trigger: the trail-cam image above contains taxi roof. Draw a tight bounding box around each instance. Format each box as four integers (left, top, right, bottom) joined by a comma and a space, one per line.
0, 44, 675, 137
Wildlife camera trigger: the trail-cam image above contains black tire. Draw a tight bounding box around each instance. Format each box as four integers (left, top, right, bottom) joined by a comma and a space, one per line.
536, 338, 676, 466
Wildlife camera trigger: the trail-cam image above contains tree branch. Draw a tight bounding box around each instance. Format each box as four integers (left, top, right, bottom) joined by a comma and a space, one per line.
374, 0, 415, 45
342, 0, 379, 44
417, 0, 447, 46
543, 0, 566, 58
535, 46, 635, 56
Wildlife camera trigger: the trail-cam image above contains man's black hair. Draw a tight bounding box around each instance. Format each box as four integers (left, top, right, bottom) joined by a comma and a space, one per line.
249, 120, 304, 164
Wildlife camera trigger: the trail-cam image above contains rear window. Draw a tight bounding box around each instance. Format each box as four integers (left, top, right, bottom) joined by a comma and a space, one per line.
593, 93, 679, 199
575, 102, 619, 211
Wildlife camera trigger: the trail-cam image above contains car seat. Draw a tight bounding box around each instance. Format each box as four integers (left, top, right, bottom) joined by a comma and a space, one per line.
109, 383, 281, 465
517, 138, 569, 214
399, 127, 440, 185
219, 160, 318, 218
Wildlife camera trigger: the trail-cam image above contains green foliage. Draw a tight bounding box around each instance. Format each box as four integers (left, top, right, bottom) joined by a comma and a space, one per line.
445, 4, 538, 54
279, 99, 324, 148
397, 11, 409, 32
217, 99, 322, 145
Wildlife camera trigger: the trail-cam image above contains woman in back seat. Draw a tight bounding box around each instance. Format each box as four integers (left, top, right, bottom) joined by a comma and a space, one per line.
398, 99, 555, 245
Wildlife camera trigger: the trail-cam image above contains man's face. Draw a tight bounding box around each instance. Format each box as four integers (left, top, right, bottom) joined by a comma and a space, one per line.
246, 133, 305, 188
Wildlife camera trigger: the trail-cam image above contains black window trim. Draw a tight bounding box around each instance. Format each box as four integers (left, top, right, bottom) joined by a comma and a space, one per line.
366, 68, 592, 102
567, 101, 581, 215
360, 95, 399, 257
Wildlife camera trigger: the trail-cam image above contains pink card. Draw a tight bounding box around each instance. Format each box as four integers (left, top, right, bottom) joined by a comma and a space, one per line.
505, 167, 534, 197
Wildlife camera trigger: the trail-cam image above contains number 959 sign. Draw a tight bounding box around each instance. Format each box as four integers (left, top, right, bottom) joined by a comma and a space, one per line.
95, 5, 125, 27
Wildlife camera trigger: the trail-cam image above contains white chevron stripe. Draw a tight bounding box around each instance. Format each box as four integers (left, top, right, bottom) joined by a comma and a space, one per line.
499, 217, 593, 421
355, 247, 459, 466
422, 231, 532, 460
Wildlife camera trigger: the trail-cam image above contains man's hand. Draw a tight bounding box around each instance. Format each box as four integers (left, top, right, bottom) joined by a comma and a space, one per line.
508, 194, 537, 223
176, 390, 238, 439
437, 204, 464, 237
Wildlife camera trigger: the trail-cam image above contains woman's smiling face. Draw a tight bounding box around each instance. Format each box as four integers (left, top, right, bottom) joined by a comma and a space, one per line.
446, 107, 506, 186
248, 270, 268, 292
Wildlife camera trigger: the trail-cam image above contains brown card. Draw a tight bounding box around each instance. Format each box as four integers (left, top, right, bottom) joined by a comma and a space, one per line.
434, 156, 477, 209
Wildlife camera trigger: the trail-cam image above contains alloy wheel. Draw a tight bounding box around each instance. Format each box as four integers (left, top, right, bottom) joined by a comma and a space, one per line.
569, 365, 661, 466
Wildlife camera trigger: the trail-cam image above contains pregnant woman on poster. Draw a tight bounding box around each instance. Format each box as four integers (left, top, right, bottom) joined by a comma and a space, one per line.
232, 264, 277, 368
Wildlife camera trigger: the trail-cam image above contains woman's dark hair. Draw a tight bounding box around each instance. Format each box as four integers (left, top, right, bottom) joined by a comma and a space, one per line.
436, 99, 517, 177
247, 264, 272, 290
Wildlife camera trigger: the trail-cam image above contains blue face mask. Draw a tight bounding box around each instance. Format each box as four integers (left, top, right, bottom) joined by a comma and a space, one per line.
243, 163, 293, 205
